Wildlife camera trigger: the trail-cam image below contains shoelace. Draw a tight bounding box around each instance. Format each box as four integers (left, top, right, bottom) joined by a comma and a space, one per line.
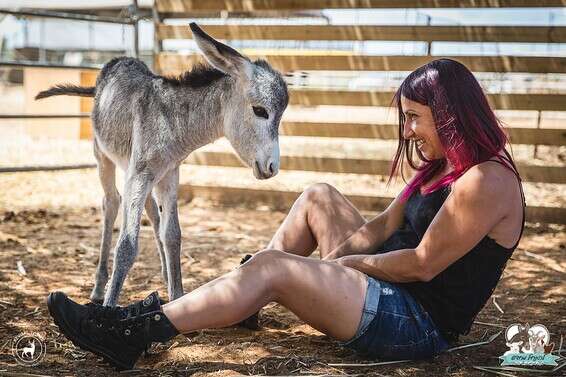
83, 303, 123, 333
84, 303, 146, 330
120, 302, 153, 352
119, 300, 145, 320
86, 303, 121, 321
85, 303, 153, 353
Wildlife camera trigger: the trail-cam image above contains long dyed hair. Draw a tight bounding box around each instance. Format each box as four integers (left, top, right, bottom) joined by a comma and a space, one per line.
389, 58, 517, 200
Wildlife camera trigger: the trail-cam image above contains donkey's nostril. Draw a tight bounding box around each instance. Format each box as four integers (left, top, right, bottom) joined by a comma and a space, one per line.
268, 162, 274, 175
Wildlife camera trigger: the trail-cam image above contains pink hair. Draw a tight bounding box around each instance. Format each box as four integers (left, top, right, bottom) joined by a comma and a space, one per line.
389, 58, 518, 200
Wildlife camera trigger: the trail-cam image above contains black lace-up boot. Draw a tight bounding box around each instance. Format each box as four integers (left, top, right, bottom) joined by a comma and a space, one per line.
47, 291, 179, 370
117, 291, 162, 318
236, 254, 261, 330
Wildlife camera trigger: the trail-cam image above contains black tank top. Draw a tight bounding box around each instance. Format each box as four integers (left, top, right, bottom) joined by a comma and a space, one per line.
376, 160, 525, 342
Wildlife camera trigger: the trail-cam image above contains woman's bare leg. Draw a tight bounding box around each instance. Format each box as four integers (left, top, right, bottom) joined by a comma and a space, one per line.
162, 249, 367, 341
267, 183, 366, 258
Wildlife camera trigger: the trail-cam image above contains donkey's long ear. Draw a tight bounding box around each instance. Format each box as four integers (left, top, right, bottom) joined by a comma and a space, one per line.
190, 22, 252, 79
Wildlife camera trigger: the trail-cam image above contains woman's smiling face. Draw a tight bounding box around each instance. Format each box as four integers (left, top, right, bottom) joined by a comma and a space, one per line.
400, 96, 445, 160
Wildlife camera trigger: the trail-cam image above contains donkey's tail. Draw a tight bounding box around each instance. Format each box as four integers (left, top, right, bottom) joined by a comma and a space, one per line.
35, 84, 95, 100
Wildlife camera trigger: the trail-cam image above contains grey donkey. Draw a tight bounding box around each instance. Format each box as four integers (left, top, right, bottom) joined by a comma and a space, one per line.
36, 23, 289, 306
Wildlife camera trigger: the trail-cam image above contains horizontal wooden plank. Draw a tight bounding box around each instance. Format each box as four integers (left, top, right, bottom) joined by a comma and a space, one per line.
518, 165, 566, 184
185, 151, 566, 183
281, 122, 566, 146
76, 119, 566, 145
281, 121, 399, 139
157, 24, 566, 43
179, 184, 395, 212
187, 151, 393, 174
157, 0, 566, 13
179, 184, 566, 224
288, 89, 566, 111
506, 127, 566, 146
525, 205, 566, 225
156, 53, 566, 74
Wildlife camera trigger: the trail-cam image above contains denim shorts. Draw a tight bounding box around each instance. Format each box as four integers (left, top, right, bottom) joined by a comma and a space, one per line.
339, 277, 449, 360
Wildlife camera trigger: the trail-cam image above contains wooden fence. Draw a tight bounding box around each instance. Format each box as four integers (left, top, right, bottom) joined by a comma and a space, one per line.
153, 0, 566, 224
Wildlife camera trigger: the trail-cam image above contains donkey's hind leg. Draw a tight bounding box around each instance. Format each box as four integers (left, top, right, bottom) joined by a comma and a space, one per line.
90, 140, 121, 304
144, 194, 168, 286
103, 167, 154, 306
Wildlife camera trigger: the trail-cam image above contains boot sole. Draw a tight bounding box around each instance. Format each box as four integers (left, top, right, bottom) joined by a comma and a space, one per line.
47, 292, 133, 370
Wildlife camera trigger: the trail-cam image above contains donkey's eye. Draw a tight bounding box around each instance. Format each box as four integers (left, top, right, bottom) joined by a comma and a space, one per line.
252, 106, 269, 119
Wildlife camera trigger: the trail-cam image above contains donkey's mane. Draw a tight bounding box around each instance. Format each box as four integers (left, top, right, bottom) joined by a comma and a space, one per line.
160, 63, 226, 88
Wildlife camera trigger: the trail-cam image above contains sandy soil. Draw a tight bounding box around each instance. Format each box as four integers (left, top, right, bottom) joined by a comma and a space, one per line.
0, 168, 564, 377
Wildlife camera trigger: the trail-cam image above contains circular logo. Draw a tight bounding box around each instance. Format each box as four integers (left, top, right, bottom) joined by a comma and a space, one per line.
143, 295, 154, 307
12, 333, 46, 366
504, 323, 551, 355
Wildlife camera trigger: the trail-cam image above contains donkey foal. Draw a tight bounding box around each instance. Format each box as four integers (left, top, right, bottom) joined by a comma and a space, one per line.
36, 23, 289, 306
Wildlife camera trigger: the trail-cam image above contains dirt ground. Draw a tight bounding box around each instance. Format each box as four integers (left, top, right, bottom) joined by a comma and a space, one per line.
0, 169, 564, 377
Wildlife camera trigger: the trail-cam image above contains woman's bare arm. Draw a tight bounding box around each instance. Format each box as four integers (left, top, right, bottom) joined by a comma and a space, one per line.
334, 163, 517, 282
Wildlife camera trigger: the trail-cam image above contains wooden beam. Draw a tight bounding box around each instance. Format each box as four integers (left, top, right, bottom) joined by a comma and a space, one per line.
179, 184, 394, 212
287, 89, 566, 111
280, 122, 566, 146
157, 0, 566, 13
80, 71, 96, 140
156, 53, 566, 74
187, 151, 394, 174
67, 119, 566, 146
156, 24, 566, 43
525, 205, 566, 225
505, 127, 566, 146
517, 165, 566, 184
185, 151, 566, 183
281, 121, 399, 139
179, 184, 566, 224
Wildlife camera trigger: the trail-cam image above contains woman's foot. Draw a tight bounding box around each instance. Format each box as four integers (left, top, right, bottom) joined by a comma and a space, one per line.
236, 254, 261, 330
47, 291, 179, 370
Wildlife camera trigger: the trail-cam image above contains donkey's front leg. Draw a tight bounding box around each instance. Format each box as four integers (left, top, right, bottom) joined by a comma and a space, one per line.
144, 195, 168, 286
103, 171, 153, 306
154, 166, 184, 301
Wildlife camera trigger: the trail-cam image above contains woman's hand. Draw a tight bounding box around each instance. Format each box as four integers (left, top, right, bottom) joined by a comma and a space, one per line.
329, 255, 357, 268
322, 194, 408, 261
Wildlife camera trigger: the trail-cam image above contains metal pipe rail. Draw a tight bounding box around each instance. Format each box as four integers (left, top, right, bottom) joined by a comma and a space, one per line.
0, 164, 97, 173
0, 114, 90, 119
0, 60, 101, 70
0, 8, 134, 24
0, 2, 141, 58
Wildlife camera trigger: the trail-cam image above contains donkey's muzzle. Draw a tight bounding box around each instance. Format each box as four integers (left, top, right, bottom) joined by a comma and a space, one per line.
253, 159, 278, 179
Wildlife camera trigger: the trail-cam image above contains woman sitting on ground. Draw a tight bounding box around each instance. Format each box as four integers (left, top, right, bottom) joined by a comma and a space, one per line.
47, 58, 525, 370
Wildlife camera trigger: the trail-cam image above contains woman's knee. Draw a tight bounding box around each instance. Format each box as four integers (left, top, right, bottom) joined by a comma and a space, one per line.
242, 249, 291, 293
242, 248, 285, 273
299, 183, 340, 209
